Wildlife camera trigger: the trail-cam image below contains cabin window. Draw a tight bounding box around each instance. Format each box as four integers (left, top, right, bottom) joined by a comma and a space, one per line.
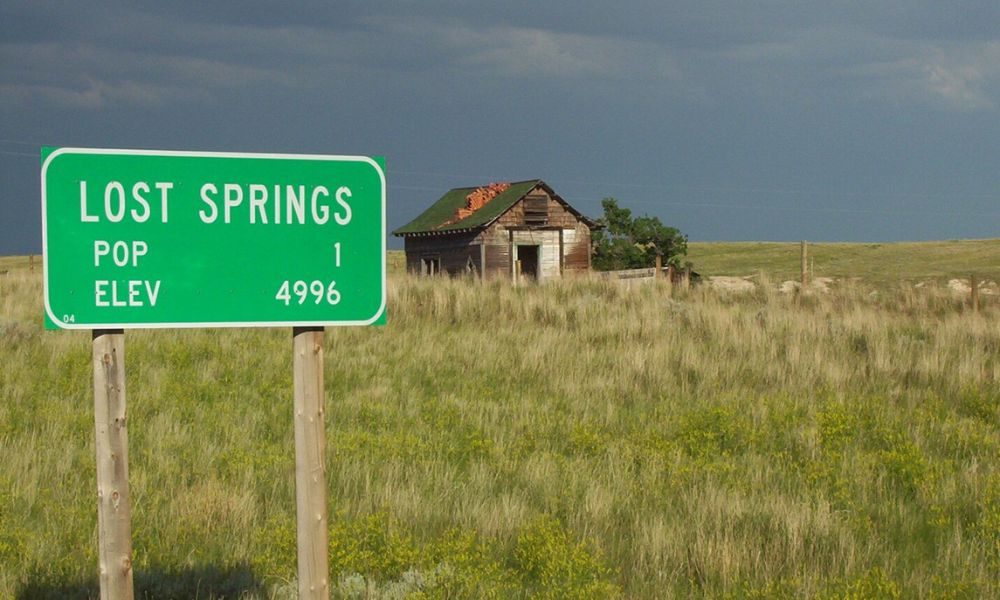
421, 256, 440, 276
523, 195, 548, 226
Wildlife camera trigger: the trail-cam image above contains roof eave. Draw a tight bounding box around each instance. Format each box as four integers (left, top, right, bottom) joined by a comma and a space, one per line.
394, 225, 484, 238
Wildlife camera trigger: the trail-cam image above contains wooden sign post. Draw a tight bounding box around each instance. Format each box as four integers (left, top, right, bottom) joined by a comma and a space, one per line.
292, 326, 329, 599
92, 329, 134, 600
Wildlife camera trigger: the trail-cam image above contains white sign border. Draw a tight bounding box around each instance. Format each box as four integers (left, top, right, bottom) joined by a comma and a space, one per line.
41, 147, 387, 330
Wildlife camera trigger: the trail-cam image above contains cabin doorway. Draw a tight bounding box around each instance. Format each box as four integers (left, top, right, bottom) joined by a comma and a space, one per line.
517, 245, 539, 280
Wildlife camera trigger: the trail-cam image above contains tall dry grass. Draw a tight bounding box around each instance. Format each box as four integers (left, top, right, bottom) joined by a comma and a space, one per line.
1, 264, 998, 598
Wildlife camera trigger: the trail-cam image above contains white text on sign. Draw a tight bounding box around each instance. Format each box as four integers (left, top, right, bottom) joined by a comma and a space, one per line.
95, 280, 161, 307
78, 180, 354, 226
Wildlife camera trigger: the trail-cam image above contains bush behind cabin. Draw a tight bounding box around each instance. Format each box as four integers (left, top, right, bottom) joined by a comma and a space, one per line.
592, 197, 688, 271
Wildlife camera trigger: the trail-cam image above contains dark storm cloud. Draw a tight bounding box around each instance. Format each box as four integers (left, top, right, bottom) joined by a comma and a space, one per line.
5, 1, 998, 112
2, 2, 999, 253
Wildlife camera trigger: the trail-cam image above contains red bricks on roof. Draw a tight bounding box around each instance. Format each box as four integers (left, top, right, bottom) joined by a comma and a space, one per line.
443, 182, 511, 226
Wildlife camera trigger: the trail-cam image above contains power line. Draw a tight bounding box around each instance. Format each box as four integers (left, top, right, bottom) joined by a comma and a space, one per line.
390, 184, 450, 193
553, 195, 1000, 220
387, 167, 1000, 202
0, 138, 39, 147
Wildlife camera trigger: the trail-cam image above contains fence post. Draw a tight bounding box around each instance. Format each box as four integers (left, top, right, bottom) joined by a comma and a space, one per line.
92, 329, 134, 600
971, 274, 979, 313
29, 255, 34, 272
292, 326, 329, 600
480, 244, 487, 284
800, 240, 808, 289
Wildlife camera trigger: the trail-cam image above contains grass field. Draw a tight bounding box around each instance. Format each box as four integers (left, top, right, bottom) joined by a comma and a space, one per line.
1, 243, 999, 598
685, 239, 1000, 286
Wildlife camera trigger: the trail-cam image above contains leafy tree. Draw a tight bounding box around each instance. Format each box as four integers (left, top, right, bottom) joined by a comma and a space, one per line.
591, 198, 688, 271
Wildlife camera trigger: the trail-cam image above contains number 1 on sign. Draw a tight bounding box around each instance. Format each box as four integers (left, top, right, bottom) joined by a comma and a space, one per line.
334, 242, 341, 267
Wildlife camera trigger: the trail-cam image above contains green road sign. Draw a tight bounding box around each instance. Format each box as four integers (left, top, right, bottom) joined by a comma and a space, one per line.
41, 148, 386, 329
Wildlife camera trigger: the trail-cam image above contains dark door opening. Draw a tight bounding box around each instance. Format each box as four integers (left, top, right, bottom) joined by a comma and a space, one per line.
517, 245, 539, 279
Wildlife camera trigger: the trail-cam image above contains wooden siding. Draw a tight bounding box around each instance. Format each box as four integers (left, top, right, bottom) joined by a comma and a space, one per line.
522, 195, 548, 226
495, 185, 580, 229
563, 222, 591, 272
404, 233, 481, 276
481, 230, 511, 276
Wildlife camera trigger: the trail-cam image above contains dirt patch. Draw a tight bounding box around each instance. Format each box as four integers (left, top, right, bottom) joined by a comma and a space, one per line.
948, 278, 999, 296
778, 280, 798, 294
779, 277, 834, 294
813, 277, 834, 292
948, 278, 971, 294
708, 276, 756, 293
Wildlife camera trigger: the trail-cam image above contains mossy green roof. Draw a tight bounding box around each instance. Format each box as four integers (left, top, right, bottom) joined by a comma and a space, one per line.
393, 180, 542, 235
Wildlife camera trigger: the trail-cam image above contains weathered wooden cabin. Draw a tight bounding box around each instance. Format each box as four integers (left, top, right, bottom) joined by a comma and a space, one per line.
393, 180, 601, 280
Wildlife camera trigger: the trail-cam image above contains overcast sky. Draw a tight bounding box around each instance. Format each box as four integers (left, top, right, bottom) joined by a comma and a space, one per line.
3, 1, 999, 254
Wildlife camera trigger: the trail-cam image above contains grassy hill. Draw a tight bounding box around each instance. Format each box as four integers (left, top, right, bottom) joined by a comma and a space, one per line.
1, 245, 999, 598
686, 239, 1000, 285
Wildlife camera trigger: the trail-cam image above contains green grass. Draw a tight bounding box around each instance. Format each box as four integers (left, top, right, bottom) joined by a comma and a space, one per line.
1, 246, 999, 598
687, 239, 1000, 285
387, 249, 405, 275
0, 255, 40, 273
